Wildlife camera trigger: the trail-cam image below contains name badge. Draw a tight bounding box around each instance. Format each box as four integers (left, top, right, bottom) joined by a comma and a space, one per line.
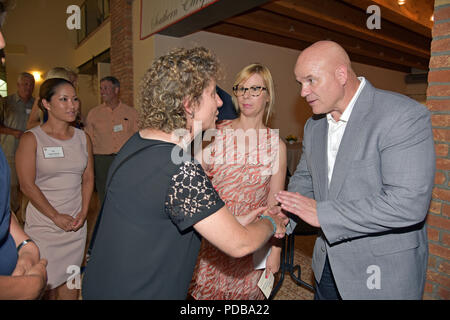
43, 147, 64, 159
26, 108, 32, 114
113, 124, 123, 132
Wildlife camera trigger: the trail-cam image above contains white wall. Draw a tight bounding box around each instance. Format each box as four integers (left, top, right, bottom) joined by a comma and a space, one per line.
153, 31, 310, 140
3, 0, 106, 118
132, 0, 155, 110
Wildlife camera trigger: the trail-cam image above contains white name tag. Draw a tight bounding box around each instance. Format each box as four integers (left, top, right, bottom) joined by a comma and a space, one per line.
257, 269, 275, 299
43, 147, 64, 158
113, 124, 123, 132
26, 108, 32, 114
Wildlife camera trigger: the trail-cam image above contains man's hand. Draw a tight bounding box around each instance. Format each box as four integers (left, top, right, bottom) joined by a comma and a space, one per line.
12, 252, 35, 276
265, 205, 290, 226
13, 129, 24, 139
261, 212, 286, 239
265, 247, 281, 276
25, 259, 48, 299
275, 191, 320, 227
71, 211, 87, 232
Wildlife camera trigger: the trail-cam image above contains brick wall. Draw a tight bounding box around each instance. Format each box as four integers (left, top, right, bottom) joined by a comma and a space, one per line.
110, 0, 134, 107
425, 0, 450, 300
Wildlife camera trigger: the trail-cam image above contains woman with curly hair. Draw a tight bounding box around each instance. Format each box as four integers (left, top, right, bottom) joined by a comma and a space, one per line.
81, 47, 287, 300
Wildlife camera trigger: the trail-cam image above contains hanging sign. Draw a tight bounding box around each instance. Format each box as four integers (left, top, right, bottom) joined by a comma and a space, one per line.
140, 0, 219, 40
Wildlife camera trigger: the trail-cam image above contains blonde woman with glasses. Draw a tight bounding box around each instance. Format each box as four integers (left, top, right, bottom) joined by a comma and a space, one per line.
189, 63, 287, 300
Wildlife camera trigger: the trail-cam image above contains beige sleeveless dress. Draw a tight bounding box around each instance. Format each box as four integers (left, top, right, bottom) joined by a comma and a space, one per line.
24, 126, 88, 289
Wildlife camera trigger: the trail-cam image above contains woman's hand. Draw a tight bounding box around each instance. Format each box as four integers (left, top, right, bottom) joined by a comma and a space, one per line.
53, 213, 75, 232
71, 212, 87, 232
265, 250, 281, 277
261, 205, 288, 239
235, 207, 267, 226
261, 212, 286, 239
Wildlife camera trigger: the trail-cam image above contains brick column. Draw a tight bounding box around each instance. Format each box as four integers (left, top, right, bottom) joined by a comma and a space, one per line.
424, 0, 450, 300
110, 0, 134, 107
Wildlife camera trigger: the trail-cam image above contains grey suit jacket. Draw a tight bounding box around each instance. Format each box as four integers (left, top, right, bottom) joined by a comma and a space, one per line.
288, 80, 435, 299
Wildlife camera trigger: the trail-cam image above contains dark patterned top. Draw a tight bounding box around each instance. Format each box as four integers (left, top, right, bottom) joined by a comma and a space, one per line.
82, 133, 224, 300
166, 161, 222, 228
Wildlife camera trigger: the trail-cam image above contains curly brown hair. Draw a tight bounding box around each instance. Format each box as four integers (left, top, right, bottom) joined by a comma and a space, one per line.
138, 47, 221, 132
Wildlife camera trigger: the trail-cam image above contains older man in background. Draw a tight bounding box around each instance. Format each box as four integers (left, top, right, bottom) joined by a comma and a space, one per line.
0, 72, 35, 214
85, 76, 138, 205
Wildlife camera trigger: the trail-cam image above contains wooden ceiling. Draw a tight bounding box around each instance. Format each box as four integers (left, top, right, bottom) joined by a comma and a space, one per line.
204, 0, 434, 73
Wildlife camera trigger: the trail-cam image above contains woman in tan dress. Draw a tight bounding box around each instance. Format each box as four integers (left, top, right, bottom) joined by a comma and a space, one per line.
16, 78, 94, 300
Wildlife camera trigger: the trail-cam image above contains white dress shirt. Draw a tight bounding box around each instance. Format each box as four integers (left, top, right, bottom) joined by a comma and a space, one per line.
327, 77, 366, 186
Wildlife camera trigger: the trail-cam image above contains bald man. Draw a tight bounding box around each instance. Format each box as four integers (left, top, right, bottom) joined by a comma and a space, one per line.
276, 41, 435, 299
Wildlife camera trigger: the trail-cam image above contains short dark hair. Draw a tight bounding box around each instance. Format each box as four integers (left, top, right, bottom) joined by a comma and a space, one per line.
38, 78, 74, 111
100, 76, 120, 88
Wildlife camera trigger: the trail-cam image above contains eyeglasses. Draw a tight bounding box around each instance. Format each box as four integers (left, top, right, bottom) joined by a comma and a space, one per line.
232, 85, 267, 97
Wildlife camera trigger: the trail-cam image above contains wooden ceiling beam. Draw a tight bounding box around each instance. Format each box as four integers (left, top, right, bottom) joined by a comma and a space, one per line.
205, 22, 312, 52
339, 0, 433, 37
262, 0, 430, 58
205, 22, 411, 73
224, 9, 429, 69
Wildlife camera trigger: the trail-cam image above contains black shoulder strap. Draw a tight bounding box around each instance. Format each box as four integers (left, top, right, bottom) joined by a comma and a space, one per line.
86, 142, 172, 258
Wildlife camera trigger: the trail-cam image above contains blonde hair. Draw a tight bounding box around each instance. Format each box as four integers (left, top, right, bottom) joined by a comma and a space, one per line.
45, 67, 77, 84
231, 63, 275, 125
139, 47, 220, 133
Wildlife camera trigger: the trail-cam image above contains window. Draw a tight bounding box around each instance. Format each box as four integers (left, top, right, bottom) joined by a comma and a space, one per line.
77, 0, 110, 44
0, 79, 7, 97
